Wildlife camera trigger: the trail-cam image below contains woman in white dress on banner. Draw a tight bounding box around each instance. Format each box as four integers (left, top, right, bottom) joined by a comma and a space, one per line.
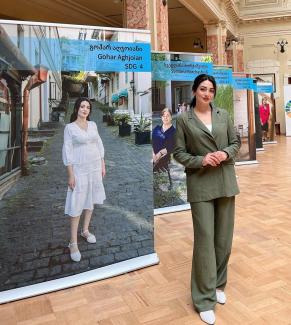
62, 97, 106, 262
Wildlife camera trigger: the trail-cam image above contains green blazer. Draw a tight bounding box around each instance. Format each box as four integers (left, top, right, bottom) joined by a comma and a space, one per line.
173, 105, 240, 202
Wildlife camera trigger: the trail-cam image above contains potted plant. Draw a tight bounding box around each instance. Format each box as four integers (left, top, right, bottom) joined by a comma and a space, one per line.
94, 102, 108, 122
114, 113, 132, 137
134, 113, 151, 145
62, 73, 86, 97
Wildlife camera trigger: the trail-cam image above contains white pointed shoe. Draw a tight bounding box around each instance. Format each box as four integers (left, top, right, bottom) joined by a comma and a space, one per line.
216, 290, 226, 304
68, 242, 81, 262
199, 310, 215, 324
81, 230, 96, 243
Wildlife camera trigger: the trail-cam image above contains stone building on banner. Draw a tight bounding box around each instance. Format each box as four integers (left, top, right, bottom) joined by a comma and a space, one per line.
0, 23, 62, 196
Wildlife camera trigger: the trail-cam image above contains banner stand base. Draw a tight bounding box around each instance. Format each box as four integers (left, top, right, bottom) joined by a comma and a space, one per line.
154, 204, 191, 215
263, 141, 277, 145
0, 253, 159, 304
235, 160, 259, 166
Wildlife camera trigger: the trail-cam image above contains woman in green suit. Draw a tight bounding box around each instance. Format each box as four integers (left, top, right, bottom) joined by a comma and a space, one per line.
173, 74, 240, 325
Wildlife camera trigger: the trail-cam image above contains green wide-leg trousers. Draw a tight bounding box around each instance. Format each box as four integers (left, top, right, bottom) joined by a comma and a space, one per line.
190, 196, 235, 312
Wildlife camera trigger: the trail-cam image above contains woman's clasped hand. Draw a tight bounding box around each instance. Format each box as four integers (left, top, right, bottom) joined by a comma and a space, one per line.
202, 151, 228, 167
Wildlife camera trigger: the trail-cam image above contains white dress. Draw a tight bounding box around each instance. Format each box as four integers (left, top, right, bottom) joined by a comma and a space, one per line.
62, 121, 106, 217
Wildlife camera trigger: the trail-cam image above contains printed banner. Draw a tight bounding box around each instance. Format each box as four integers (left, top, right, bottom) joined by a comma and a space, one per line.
0, 21, 154, 299
254, 84, 274, 93
152, 61, 256, 90
284, 85, 291, 136
233, 77, 255, 90
7, 37, 151, 72
152, 52, 256, 212
152, 60, 212, 81
63, 40, 151, 72
254, 76, 276, 142
212, 68, 233, 85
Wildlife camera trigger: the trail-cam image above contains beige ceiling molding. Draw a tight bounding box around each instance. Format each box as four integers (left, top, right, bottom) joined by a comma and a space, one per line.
224, 0, 240, 22
244, 0, 280, 7
241, 28, 291, 37
240, 14, 291, 23
239, 0, 291, 20
204, 20, 237, 36
177, 0, 290, 32
203, 0, 225, 19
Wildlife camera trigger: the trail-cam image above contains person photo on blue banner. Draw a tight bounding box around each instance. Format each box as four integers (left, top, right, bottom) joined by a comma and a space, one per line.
63, 97, 106, 262
0, 21, 155, 296
173, 74, 240, 325
254, 74, 276, 142
259, 96, 271, 142
152, 108, 176, 190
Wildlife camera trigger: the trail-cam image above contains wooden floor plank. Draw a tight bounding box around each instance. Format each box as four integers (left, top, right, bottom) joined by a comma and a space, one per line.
1, 136, 291, 324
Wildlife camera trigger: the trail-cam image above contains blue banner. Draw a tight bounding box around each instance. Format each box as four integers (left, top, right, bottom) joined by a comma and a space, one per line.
152, 60, 212, 81
212, 69, 233, 85
254, 84, 273, 93
62, 40, 151, 72
233, 77, 255, 90
9, 37, 151, 72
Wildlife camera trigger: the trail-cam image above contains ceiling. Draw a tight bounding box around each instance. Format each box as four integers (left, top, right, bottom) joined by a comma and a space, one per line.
0, 0, 123, 27
168, 0, 204, 37
0, 0, 206, 50
0, 0, 205, 33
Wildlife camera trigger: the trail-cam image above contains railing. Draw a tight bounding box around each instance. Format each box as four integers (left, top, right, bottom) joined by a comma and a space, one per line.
0, 146, 21, 178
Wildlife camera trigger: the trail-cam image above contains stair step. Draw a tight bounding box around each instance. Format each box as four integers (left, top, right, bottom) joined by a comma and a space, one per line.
27, 145, 43, 152
27, 140, 46, 146
39, 122, 63, 129
28, 130, 56, 137
27, 139, 47, 152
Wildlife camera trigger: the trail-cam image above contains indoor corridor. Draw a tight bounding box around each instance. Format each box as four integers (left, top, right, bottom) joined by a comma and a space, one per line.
0, 136, 290, 324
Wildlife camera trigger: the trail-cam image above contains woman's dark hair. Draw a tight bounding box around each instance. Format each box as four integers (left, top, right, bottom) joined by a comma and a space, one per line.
70, 97, 92, 123
190, 74, 217, 108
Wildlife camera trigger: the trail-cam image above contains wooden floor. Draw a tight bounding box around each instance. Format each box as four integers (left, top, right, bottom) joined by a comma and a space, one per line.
1, 136, 291, 324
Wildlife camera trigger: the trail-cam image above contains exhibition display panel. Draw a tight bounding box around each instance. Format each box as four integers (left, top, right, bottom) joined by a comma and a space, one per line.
0, 20, 157, 303
152, 52, 257, 212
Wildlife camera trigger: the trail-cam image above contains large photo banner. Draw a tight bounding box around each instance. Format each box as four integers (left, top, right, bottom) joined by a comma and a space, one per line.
152, 52, 212, 211
0, 21, 155, 301
284, 85, 291, 136
152, 52, 256, 211
233, 73, 256, 162
253, 74, 276, 143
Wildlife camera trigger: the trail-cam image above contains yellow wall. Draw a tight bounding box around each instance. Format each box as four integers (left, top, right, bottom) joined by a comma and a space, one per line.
169, 32, 206, 53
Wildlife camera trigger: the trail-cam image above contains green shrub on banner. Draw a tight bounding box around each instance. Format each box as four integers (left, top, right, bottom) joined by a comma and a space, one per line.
213, 85, 234, 121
